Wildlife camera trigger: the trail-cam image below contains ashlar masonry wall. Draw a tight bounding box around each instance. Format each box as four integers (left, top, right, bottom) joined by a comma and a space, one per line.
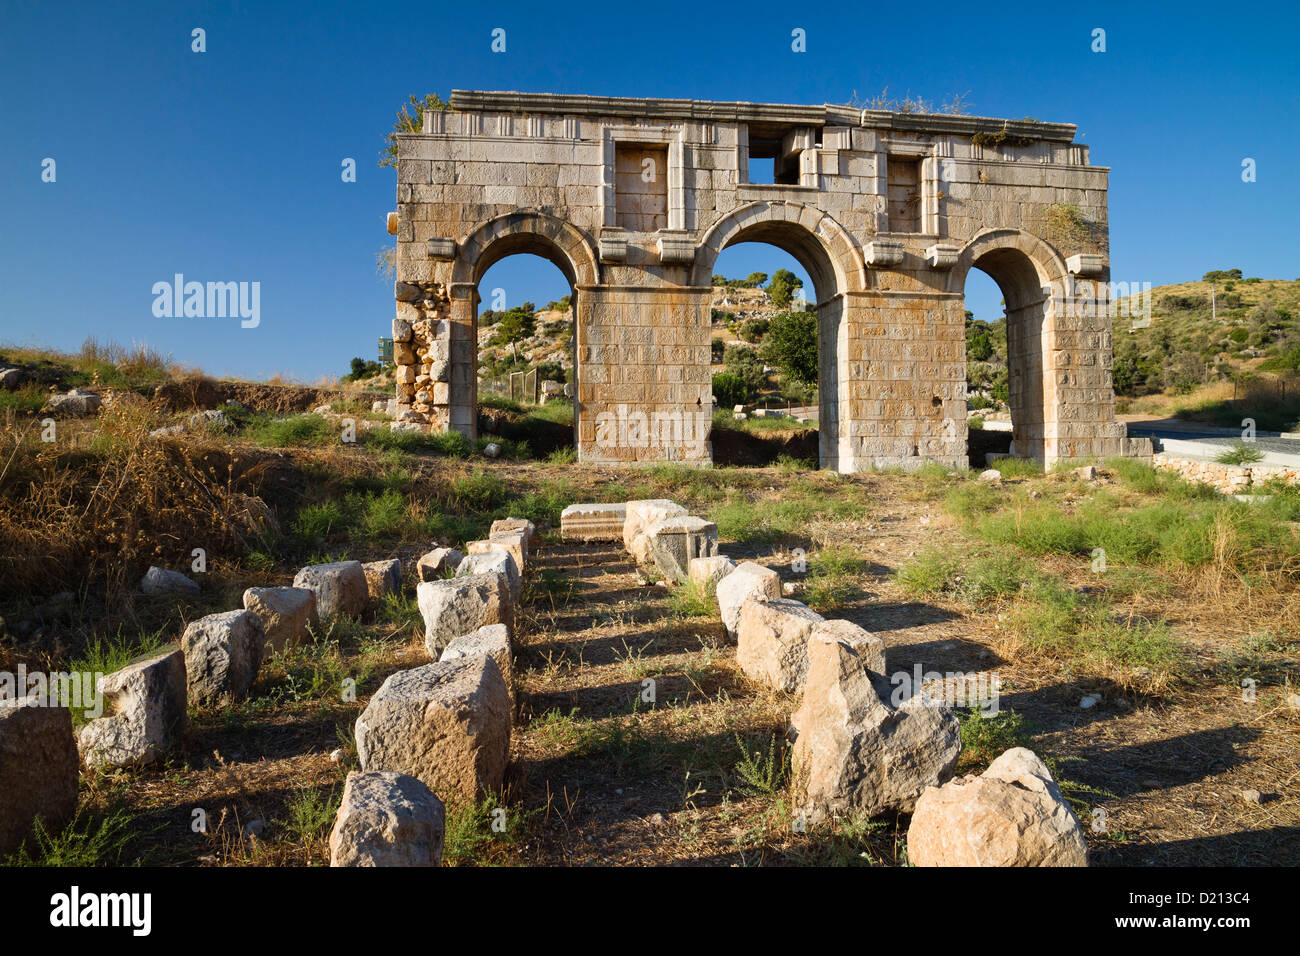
390, 90, 1150, 471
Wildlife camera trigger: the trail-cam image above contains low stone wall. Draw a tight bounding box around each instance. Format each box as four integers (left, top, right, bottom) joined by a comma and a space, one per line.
1153, 454, 1300, 493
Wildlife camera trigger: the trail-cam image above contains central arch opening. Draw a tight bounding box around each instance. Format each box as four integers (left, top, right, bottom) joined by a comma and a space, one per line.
702, 213, 848, 469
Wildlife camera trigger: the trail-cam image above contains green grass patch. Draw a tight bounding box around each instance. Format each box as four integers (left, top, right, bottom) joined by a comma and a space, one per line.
442, 795, 534, 866
803, 546, 866, 613
243, 414, 337, 447
4, 808, 138, 866
1007, 578, 1183, 674
1214, 441, 1266, 465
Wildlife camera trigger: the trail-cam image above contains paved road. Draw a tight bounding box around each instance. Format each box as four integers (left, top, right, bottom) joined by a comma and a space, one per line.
1121, 418, 1300, 462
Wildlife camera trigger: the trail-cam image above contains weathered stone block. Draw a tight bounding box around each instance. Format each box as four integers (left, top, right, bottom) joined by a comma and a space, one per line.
417, 547, 463, 581
440, 623, 513, 697
292, 560, 369, 619
623, 499, 688, 561
468, 532, 527, 576
688, 554, 736, 594
79, 648, 187, 768
362, 559, 403, 604
355, 656, 511, 804
456, 549, 521, 605
329, 770, 445, 867
907, 748, 1089, 867
716, 561, 782, 637
809, 619, 884, 676
140, 565, 199, 597
242, 586, 318, 654
0, 700, 79, 857
490, 517, 538, 551
645, 515, 718, 582
791, 635, 960, 822
417, 572, 511, 656
181, 609, 266, 706
561, 502, 626, 542
736, 597, 825, 693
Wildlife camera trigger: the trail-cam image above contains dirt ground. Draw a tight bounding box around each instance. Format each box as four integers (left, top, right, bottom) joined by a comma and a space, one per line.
41, 460, 1296, 868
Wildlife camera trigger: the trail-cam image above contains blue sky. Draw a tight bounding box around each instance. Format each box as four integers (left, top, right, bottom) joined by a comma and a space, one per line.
2, 0, 1297, 381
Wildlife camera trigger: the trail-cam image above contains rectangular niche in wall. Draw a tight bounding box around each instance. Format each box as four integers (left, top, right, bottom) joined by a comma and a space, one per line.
614, 144, 669, 232
886, 156, 922, 234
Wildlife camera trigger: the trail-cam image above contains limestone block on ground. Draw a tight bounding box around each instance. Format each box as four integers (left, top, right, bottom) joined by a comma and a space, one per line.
417, 573, 511, 657
560, 502, 626, 542
45, 389, 101, 416
181, 609, 266, 706
456, 549, 521, 605
809, 619, 884, 676
0, 700, 79, 857
292, 560, 368, 619
907, 747, 1089, 867
78, 648, 187, 768
362, 559, 403, 604
645, 516, 719, 582
716, 562, 782, 638
242, 586, 318, 654
140, 565, 200, 597
624, 499, 688, 564
791, 635, 960, 822
468, 531, 527, 576
355, 656, 510, 803
417, 547, 463, 582
440, 623, 513, 697
329, 770, 445, 867
736, 598, 825, 693
490, 518, 538, 551
689, 555, 736, 594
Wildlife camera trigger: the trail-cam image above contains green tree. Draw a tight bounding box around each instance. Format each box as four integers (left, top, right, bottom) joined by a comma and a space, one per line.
712, 372, 749, 407
760, 311, 818, 385
492, 305, 536, 360
723, 345, 768, 394
381, 94, 449, 168
766, 269, 804, 309
967, 323, 994, 361
739, 317, 770, 343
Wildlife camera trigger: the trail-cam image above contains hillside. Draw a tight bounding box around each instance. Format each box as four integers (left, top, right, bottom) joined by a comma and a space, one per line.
1109, 274, 1300, 430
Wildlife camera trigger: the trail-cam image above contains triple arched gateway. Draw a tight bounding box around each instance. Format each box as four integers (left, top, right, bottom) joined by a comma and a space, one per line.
388, 90, 1147, 471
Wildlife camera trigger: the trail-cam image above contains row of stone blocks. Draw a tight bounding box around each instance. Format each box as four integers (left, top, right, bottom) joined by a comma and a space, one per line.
329, 518, 538, 866
0, 556, 407, 857
560, 498, 720, 583
0, 518, 534, 862
557, 498, 1088, 864
705, 558, 1088, 864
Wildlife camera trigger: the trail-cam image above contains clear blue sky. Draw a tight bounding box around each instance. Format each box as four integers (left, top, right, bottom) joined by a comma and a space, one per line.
2, 1, 1297, 381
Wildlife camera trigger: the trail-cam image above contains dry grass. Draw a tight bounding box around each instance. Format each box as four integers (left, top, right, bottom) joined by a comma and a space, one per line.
0, 399, 271, 603
2, 417, 1297, 866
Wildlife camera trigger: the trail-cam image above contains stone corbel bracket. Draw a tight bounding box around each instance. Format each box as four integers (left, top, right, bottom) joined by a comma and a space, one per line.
925, 243, 960, 269
599, 231, 628, 263
656, 232, 695, 265
1066, 253, 1106, 277
426, 238, 457, 260
864, 240, 904, 268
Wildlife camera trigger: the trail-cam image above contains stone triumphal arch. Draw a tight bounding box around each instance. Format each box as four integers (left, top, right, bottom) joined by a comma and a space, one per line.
387, 90, 1149, 471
